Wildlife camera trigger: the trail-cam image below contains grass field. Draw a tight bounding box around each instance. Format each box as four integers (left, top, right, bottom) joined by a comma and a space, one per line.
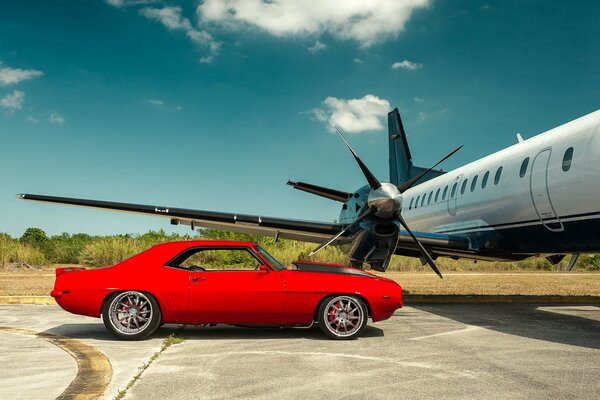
1, 265, 599, 297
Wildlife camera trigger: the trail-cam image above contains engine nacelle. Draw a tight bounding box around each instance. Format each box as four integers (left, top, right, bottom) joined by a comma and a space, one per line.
346, 221, 399, 271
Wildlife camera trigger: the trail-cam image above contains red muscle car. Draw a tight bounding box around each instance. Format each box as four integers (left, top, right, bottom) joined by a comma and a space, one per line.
51, 241, 403, 340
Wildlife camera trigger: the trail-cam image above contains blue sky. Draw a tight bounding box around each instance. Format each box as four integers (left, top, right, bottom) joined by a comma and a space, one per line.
1, 0, 599, 237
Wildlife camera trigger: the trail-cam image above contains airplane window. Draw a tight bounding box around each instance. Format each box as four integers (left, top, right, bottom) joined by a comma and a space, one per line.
470, 175, 478, 192
482, 171, 489, 189
519, 157, 530, 178
434, 188, 440, 202
415, 195, 420, 208
421, 195, 426, 207
409, 198, 414, 210
562, 147, 574, 171
427, 191, 433, 205
442, 185, 448, 200
451, 183, 458, 198
494, 167, 503, 185
460, 179, 468, 195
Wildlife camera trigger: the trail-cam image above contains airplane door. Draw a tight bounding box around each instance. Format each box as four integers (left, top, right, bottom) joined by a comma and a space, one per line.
447, 175, 462, 216
530, 148, 563, 231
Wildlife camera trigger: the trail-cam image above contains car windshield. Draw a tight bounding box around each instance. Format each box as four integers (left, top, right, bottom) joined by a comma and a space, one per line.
254, 245, 286, 271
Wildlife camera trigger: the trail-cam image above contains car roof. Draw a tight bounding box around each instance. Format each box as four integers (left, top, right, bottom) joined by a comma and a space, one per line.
150, 240, 258, 250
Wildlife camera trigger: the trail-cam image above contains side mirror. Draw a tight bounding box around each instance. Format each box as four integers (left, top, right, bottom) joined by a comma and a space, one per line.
259, 264, 270, 272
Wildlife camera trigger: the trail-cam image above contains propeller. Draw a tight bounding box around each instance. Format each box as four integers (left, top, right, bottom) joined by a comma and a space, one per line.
309, 207, 374, 256
333, 125, 381, 190
287, 181, 351, 202
397, 214, 443, 278
298, 124, 461, 278
397, 145, 464, 193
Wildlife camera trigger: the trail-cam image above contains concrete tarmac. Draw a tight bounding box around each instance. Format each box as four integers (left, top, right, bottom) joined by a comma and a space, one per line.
1, 303, 599, 399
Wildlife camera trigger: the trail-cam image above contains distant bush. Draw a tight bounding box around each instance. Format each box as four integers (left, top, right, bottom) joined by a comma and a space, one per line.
0, 234, 47, 268
78, 237, 143, 268
7, 227, 600, 272
47, 233, 94, 264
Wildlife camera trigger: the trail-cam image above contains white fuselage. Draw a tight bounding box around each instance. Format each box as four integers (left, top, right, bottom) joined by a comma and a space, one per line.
400, 109, 600, 256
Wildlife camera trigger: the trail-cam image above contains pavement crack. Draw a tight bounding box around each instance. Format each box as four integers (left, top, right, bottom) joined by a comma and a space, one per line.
114, 328, 186, 400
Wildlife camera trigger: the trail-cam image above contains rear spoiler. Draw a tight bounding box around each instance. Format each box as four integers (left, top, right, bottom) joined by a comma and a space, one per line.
55, 267, 86, 277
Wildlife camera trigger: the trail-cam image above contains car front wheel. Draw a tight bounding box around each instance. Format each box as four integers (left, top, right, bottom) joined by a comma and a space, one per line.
318, 295, 368, 340
102, 291, 161, 340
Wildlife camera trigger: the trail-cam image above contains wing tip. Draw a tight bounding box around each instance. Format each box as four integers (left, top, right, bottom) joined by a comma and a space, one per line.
16, 193, 25, 199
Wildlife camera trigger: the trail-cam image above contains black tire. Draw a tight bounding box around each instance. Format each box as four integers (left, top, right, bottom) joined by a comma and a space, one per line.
317, 295, 368, 340
102, 291, 161, 340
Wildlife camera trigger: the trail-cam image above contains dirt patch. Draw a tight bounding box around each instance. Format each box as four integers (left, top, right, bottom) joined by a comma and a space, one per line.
380, 272, 600, 296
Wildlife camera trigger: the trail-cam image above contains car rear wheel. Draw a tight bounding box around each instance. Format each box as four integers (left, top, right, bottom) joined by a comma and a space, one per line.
102, 291, 161, 340
318, 295, 368, 340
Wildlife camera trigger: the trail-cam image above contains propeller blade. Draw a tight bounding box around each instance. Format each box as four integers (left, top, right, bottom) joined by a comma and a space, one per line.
397, 214, 443, 279
397, 145, 464, 193
309, 207, 374, 256
333, 125, 381, 190
287, 181, 351, 203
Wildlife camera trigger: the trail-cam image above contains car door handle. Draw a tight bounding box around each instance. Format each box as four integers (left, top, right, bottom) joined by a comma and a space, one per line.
191, 277, 207, 282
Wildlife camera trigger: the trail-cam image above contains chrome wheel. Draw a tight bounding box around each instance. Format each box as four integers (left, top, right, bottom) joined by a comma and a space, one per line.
108, 291, 153, 335
321, 295, 366, 339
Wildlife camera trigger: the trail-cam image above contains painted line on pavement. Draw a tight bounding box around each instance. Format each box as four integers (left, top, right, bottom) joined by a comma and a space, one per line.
0, 326, 112, 400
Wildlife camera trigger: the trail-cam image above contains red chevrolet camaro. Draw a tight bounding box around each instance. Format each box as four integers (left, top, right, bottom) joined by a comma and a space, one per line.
51, 241, 403, 340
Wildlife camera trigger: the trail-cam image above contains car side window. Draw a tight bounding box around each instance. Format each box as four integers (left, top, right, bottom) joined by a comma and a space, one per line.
167, 247, 262, 271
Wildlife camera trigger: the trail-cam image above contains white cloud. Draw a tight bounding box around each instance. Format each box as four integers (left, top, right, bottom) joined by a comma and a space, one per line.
392, 59, 422, 70
105, 0, 158, 8
199, 55, 214, 64
307, 40, 327, 53
0, 63, 43, 86
148, 99, 164, 106
414, 97, 425, 103
0, 90, 25, 114
49, 112, 65, 125
353, 58, 364, 64
140, 6, 220, 59
312, 94, 391, 133
198, 0, 430, 47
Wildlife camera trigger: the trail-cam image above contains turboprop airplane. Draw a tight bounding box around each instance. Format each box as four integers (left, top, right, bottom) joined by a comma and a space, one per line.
17, 107, 600, 277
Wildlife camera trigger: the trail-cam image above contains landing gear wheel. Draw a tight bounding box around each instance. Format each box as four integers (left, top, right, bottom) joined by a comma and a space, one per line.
350, 260, 363, 269
102, 291, 161, 340
318, 295, 368, 340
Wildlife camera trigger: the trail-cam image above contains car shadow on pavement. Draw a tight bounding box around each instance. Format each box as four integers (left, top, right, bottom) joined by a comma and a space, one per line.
43, 323, 384, 341
159, 323, 384, 341
411, 303, 600, 350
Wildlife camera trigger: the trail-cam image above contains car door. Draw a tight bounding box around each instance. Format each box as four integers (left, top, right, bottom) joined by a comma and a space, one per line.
186, 247, 286, 324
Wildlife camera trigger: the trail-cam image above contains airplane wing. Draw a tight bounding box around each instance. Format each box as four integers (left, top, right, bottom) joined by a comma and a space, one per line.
17, 193, 478, 256
16, 194, 343, 243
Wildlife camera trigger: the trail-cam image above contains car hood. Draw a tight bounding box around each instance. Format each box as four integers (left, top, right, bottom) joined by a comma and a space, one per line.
292, 261, 377, 278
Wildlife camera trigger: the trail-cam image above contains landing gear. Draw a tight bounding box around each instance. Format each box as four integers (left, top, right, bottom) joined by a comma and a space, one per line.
369, 258, 390, 272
